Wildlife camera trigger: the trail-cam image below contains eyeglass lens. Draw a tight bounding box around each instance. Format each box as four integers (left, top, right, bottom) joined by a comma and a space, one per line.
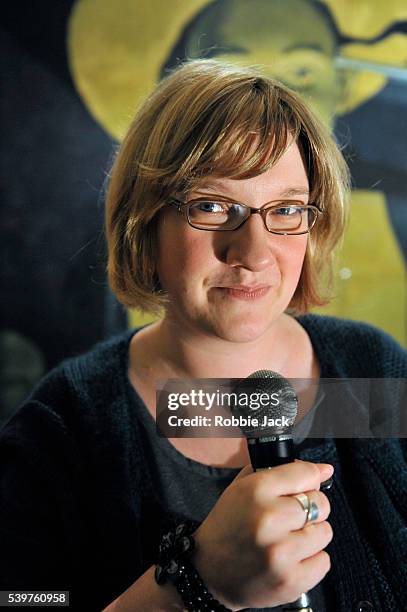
187, 200, 315, 233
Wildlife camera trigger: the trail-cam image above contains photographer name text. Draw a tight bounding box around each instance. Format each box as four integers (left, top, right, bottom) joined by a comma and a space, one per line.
167, 414, 294, 428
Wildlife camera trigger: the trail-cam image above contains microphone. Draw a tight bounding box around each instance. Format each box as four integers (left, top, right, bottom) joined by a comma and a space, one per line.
232, 369, 298, 469
232, 370, 313, 612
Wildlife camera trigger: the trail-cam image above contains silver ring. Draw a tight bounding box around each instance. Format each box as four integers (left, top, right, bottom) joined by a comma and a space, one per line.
307, 501, 319, 523
293, 493, 310, 513
293, 493, 319, 526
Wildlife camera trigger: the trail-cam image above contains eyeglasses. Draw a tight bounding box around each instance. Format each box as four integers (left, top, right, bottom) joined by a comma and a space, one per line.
168, 195, 322, 235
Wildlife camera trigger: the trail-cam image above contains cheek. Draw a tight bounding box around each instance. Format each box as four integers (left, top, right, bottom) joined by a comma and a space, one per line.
156, 218, 215, 290
282, 236, 308, 276
297, 236, 308, 260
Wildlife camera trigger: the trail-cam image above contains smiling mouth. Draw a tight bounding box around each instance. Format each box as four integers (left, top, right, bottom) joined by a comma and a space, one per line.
216, 286, 271, 300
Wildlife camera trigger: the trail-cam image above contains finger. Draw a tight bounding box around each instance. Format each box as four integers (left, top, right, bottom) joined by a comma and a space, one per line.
255, 490, 330, 545
248, 461, 331, 504
283, 521, 333, 565
288, 489, 331, 530
271, 549, 331, 604
295, 549, 332, 595
266, 521, 332, 579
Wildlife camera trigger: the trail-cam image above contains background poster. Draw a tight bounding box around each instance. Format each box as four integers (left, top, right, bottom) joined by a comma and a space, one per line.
2, 0, 406, 423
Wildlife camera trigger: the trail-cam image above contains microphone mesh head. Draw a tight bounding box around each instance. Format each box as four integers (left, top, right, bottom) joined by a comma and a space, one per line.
232, 370, 298, 437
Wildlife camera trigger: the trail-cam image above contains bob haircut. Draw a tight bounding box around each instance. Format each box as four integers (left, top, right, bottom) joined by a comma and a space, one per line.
106, 59, 349, 315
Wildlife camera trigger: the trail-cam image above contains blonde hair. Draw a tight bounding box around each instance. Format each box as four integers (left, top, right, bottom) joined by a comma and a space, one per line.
106, 59, 350, 315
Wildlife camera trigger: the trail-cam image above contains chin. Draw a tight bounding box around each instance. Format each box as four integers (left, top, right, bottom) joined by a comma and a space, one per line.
209, 313, 276, 344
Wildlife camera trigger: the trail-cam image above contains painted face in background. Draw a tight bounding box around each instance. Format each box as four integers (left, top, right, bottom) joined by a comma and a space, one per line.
156, 141, 309, 343
183, 0, 342, 127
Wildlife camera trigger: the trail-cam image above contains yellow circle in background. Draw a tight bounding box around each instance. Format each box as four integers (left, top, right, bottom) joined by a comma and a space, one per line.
68, 0, 209, 140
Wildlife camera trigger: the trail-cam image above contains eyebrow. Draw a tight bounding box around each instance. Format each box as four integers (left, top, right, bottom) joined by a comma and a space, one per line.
280, 187, 310, 197
195, 186, 310, 198
284, 42, 325, 54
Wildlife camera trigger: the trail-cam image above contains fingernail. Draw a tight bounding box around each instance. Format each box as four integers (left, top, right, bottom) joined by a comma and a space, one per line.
319, 463, 334, 479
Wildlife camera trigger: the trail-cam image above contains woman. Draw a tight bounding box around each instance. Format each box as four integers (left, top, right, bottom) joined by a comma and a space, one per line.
1, 60, 406, 612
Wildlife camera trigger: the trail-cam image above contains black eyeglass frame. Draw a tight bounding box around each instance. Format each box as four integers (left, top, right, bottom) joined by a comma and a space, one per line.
168, 195, 323, 235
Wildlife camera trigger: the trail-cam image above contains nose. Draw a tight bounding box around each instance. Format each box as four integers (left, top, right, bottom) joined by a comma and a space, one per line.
224, 213, 276, 272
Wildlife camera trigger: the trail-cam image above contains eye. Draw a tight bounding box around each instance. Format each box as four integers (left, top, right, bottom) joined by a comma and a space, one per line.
276, 51, 331, 90
194, 201, 228, 214
274, 206, 303, 216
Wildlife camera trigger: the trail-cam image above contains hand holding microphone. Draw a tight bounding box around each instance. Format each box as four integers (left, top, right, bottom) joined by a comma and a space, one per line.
192, 459, 333, 610
191, 371, 333, 611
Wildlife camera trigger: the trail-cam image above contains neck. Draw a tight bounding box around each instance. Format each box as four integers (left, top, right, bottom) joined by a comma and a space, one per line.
143, 312, 305, 380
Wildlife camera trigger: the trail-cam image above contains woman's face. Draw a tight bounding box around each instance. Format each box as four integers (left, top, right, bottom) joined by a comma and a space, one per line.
156, 141, 309, 343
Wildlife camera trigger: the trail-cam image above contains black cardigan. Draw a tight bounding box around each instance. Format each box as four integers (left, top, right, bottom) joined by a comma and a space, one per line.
0, 315, 406, 611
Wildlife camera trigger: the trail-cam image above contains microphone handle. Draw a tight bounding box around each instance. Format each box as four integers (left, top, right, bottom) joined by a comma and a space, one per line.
247, 435, 295, 469
247, 435, 313, 612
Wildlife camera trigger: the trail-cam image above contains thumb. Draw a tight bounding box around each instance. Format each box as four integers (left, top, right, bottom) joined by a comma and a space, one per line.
233, 464, 253, 481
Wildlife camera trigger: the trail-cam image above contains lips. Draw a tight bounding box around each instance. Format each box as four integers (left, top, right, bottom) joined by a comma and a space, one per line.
223, 285, 269, 292
215, 285, 271, 300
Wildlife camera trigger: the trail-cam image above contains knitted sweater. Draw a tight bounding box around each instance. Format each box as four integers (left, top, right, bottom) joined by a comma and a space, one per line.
0, 315, 406, 612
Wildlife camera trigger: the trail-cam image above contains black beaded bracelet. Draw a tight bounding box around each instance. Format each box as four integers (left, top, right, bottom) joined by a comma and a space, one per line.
155, 521, 231, 612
